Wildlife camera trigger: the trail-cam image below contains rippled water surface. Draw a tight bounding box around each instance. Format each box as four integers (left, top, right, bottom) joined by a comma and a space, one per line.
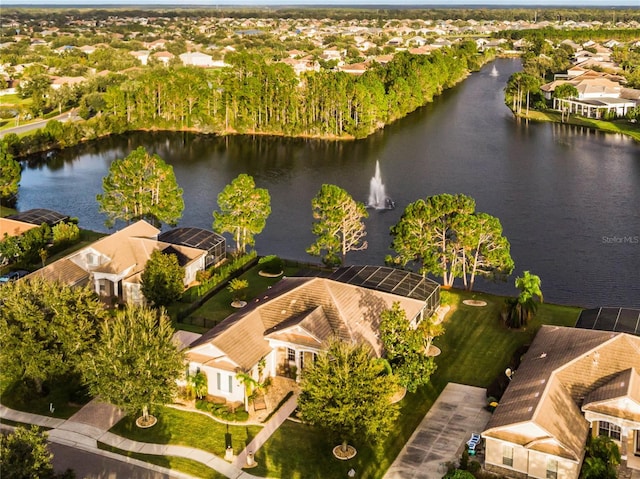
18, 58, 640, 308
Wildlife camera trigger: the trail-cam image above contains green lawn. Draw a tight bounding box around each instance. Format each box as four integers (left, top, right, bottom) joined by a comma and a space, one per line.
0, 206, 17, 218
0, 375, 89, 419
252, 288, 582, 479
113, 286, 580, 479
109, 405, 262, 458
183, 265, 301, 328
0, 94, 31, 106
524, 110, 640, 142
98, 443, 227, 479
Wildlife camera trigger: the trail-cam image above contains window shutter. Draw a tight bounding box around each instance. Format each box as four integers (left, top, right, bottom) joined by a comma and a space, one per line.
228, 375, 233, 393
217, 372, 221, 391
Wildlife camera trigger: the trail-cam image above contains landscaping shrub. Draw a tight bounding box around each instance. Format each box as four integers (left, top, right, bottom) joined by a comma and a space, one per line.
195, 399, 249, 422
181, 251, 257, 303
259, 255, 283, 275
51, 221, 81, 252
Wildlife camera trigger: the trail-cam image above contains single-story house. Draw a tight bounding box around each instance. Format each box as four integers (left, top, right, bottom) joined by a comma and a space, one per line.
129, 50, 150, 66
28, 220, 207, 305
151, 51, 175, 65
279, 56, 320, 76
186, 266, 440, 406
483, 325, 640, 479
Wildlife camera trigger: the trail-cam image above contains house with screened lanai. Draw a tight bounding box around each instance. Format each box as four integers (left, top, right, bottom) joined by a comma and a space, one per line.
185, 266, 440, 407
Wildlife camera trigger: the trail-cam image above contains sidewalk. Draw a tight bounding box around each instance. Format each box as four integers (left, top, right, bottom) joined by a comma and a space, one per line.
0, 403, 259, 479
233, 392, 299, 468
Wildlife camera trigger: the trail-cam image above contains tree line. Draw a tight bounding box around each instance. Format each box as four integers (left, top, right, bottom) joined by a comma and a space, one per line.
2, 43, 492, 158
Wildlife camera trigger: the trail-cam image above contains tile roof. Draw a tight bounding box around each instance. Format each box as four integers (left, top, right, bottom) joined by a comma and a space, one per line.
582, 368, 640, 422
0, 218, 38, 237
189, 276, 427, 372
484, 326, 640, 461
28, 220, 205, 286
28, 257, 89, 286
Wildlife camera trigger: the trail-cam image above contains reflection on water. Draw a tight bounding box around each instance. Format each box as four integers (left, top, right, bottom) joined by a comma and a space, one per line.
18, 58, 640, 308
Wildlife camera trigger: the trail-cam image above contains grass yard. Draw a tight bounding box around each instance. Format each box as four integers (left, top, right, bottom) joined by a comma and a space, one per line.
184, 265, 301, 327
0, 375, 89, 419
253, 288, 582, 479
524, 110, 640, 142
0, 206, 17, 217
109, 405, 262, 458
0, 94, 31, 106
98, 443, 227, 479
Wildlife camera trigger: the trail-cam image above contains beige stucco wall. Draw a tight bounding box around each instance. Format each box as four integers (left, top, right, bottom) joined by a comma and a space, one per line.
527, 450, 580, 479
485, 437, 580, 479
184, 257, 205, 285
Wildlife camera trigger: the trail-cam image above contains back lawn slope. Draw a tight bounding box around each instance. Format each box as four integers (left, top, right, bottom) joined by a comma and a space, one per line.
251, 288, 581, 479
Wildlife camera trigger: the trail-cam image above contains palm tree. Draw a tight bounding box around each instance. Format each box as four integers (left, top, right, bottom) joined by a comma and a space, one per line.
553, 84, 579, 122
187, 371, 208, 400
504, 271, 543, 328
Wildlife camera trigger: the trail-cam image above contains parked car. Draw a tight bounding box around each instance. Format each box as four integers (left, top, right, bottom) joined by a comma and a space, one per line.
0, 270, 29, 283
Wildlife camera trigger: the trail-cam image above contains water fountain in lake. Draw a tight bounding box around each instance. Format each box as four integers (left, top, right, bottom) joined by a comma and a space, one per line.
367, 160, 395, 210
490, 65, 499, 77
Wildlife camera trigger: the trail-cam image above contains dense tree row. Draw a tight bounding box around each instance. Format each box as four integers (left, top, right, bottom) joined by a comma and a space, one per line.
1, 43, 489, 159
101, 45, 480, 139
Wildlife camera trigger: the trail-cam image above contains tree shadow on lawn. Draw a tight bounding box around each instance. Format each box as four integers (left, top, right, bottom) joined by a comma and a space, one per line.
109, 406, 260, 457
253, 419, 393, 479
1, 374, 90, 419
244, 425, 257, 447
109, 409, 172, 446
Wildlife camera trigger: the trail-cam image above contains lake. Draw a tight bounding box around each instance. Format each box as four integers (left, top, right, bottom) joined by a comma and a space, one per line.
18, 58, 640, 308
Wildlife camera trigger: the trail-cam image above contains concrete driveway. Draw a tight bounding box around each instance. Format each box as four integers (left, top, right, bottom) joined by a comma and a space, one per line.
384, 383, 492, 479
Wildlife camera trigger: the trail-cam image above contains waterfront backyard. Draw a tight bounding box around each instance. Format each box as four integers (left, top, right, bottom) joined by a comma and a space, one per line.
108, 281, 582, 479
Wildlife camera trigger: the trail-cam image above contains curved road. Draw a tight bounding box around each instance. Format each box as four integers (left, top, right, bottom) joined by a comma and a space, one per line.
0, 110, 80, 138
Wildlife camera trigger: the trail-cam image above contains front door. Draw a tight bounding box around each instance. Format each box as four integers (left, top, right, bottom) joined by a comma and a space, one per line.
635, 430, 640, 456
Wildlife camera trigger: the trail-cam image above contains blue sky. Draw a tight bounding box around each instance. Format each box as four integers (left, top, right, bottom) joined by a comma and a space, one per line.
4, 0, 640, 6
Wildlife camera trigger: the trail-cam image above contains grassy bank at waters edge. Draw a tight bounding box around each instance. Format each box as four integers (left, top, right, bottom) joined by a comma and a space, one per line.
252, 288, 582, 479
109, 405, 262, 458
522, 109, 640, 142
98, 443, 226, 479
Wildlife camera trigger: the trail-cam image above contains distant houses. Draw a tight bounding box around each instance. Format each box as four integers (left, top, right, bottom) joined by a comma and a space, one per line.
542, 68, 639, 119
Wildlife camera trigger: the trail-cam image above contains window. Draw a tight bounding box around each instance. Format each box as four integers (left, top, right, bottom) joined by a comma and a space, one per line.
287, 348, 296, 362
599, 421, 621, 441
502, 445, 514, 467
546, 459, 558, 479
216, 372, 233, 393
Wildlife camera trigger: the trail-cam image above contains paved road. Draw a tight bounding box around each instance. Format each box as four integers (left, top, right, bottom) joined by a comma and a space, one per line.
50, 442, 187, 479
0, 110, 80, 138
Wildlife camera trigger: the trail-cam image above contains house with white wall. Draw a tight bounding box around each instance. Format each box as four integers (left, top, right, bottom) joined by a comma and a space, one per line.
28, 220, 207, 306
186, 266, 440, 406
